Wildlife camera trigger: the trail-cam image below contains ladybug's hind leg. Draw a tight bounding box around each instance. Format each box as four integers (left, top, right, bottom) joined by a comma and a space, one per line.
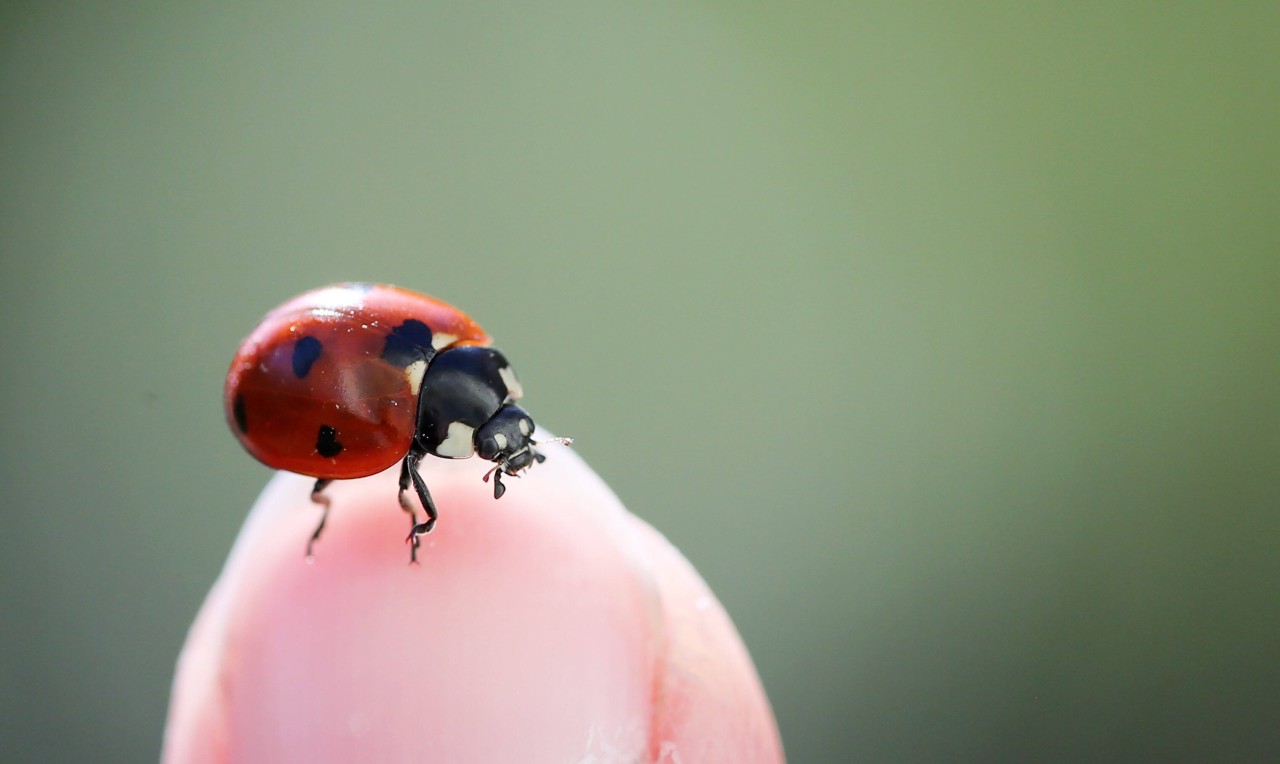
306, 479, 333, 560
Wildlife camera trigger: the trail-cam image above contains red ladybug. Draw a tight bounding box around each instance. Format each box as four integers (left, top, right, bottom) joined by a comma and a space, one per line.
225, 283, 568, 561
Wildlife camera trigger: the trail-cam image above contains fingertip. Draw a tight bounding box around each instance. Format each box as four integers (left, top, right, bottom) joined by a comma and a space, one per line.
167, 452, 655, 762
164, 449, 782, 762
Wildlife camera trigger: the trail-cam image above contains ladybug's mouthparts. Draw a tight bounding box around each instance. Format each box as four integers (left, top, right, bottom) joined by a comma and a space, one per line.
481, 437, 573, 500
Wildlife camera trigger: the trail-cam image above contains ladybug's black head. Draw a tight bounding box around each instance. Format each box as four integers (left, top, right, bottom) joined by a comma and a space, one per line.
476, 405, 572, 499
476, 404, 537, 470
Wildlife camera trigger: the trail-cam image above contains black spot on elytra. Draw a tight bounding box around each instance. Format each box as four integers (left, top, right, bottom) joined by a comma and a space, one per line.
232, 394, 248, 434
292, 335, 323, 378
316, 425, 344, 458
381, 319, 435, 367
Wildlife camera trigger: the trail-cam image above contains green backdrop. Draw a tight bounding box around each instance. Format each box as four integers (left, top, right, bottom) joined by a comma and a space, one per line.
2, 3, 1277, 761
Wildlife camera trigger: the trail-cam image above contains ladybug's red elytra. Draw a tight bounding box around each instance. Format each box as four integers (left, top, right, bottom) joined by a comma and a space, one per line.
225, 283, 569, 561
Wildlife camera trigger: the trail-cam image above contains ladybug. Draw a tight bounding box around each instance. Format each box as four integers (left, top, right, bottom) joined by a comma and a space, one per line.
224, 283, 569, 561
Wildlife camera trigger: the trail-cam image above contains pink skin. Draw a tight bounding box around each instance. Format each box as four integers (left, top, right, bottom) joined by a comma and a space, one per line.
163, 445, 784, 763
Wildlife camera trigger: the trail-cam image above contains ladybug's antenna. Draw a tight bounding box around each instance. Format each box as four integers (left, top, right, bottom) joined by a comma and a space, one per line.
534, 436, 573, 449
529, 436, 571, 467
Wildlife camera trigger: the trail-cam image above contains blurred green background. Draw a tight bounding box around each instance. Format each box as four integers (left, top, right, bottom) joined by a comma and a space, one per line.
2, 3, 1277, 761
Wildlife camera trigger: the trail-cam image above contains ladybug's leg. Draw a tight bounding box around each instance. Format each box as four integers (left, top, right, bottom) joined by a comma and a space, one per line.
306, 478, 333, 559
397, 457, 422, 562
406, 455, 439, 538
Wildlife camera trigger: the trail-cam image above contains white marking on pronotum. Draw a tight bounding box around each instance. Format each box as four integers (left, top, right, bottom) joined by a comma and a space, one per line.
518, 417, 531, 436
404, 359, 427, 395
499, 366, 523, 399
437, 421, 476, 457
431, 332, 458, 350
493, 432, 508, 451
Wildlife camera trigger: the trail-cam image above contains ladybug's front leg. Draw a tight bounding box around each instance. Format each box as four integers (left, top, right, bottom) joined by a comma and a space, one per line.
397, 458, 421, 563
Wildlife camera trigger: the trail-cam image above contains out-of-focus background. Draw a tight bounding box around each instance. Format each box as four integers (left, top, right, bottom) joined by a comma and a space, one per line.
2, 3, 1277, 761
